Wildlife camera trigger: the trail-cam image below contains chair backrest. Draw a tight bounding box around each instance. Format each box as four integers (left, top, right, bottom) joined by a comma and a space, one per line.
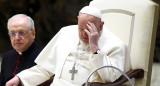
89, 0, 159, 86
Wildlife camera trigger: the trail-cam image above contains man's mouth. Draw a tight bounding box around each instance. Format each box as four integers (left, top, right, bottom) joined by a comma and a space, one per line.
15, 43, 22, 45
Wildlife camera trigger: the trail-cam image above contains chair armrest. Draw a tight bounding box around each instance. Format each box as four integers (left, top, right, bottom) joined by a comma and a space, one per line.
82, 69, 144, 86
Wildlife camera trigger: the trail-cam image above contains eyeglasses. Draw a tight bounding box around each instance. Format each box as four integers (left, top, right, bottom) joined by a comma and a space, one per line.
8, 29, 32, 37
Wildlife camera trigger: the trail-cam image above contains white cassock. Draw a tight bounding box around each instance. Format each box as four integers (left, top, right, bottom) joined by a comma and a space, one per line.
17, 25, 131, 86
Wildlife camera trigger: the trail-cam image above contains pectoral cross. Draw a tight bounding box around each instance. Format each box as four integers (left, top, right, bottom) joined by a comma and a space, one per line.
69, 65, 78, 80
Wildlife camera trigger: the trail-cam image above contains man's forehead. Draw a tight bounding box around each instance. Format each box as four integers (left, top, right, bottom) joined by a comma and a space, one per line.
78, 14, 96, 25
78, 13, 95, 20
9, 17, 29, 27
9, 25, 28, 31
9, 21, 29, 31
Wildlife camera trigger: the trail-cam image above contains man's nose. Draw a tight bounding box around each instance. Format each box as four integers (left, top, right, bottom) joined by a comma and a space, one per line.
14, 33, 21, 39
83, 31, 88, 37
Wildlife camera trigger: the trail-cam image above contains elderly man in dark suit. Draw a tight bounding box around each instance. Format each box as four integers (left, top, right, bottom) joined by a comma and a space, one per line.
0, 14, 43, 86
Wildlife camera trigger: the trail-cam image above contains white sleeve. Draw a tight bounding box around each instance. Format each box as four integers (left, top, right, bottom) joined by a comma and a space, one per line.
17, 65, 54, 86
89, 44, 129, 82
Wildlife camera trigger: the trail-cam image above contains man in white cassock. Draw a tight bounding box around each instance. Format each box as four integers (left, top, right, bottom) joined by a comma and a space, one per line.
6, 6, 131, 86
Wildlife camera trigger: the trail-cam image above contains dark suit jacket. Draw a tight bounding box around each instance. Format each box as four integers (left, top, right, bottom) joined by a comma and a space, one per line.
0, 41, 43, 86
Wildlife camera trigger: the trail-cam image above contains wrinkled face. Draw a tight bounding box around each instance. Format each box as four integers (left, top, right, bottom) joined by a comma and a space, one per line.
8, 17, 35, 52
78, 13, 103, 44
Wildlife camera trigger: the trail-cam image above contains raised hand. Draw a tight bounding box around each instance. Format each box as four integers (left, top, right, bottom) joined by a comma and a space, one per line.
85, 21, 100, 53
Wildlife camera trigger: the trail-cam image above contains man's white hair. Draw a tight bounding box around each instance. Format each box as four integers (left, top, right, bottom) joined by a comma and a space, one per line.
7, 14, 35, 30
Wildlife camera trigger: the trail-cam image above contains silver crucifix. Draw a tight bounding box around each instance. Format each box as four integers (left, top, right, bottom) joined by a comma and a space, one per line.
69, 65, 78, 80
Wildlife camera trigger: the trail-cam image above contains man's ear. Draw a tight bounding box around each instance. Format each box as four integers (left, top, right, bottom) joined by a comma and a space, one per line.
32, 29, 36, 36
77, 15, 80, 19
100, 21, 104, 31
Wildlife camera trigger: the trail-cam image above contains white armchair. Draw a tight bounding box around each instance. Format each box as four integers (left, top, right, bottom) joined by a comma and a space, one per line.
88, 0, 159, 86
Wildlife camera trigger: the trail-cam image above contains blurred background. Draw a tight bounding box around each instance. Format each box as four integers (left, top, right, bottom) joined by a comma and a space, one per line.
0, 0, 92, 52
0, 0, 159, 85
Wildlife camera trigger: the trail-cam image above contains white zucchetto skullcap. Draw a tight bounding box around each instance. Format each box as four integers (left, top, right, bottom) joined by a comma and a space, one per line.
79, 6, 101, 19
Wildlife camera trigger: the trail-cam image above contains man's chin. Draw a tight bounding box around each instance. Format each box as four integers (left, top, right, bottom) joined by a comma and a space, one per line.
15, 49, 22, 52
82, 40, 89, 44
14, 47, 23, 52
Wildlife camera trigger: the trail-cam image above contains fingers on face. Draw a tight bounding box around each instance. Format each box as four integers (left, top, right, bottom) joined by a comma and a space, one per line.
84, 29, 90, 36
85, 21, 98, 37
87, 21, 97, 32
